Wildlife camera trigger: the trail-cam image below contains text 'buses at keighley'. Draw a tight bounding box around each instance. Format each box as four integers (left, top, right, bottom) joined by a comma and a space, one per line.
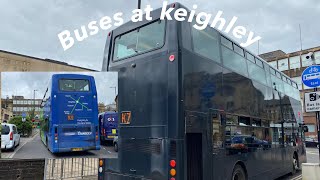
99, 3, 307, 180
40, 74, 100, 153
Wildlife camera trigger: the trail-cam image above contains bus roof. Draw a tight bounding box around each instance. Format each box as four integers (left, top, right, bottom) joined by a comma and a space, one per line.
52, 74, 94, 79
107, 2, 297, 89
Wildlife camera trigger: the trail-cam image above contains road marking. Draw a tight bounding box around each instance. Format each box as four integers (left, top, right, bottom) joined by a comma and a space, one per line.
307, 151, 319, 155
8, 130, 39, 158
290, 174, 302, 180
108, 151, 112, 154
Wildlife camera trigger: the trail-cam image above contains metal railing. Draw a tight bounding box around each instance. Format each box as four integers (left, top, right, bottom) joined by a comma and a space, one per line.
45, 158, 98, 180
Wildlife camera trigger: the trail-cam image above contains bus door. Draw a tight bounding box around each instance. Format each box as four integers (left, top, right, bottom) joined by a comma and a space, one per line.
185, 111, 206, 180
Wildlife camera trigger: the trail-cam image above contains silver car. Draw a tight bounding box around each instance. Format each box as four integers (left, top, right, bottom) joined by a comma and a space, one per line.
113, 136, 118, 152
1, 123, 20, 151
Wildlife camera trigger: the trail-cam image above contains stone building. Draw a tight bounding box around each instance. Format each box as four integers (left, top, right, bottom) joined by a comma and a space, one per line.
260, 46, 320, 138
0, 49, 95, 122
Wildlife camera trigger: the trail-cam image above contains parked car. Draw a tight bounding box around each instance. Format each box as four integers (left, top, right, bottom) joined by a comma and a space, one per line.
1, 123, 20, 151
305, 137, 319, 148
113, 136, 118, 152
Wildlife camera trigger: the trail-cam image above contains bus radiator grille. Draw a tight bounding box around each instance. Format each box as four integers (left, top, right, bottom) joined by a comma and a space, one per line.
122, 141, 161, 154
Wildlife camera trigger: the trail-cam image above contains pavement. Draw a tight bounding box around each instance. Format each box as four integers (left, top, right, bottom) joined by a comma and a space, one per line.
1, 129, 117, 159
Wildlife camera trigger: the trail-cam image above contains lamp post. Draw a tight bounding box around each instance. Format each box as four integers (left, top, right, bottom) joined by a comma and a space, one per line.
33, 90, 38, 119
138, 0, 141, 9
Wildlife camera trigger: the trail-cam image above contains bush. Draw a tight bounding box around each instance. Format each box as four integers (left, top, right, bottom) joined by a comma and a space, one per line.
8, 116, 33, 136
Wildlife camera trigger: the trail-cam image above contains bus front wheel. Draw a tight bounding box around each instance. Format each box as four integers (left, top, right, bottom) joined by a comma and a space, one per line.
231, 165, 247, 180
291, 153, 299, 175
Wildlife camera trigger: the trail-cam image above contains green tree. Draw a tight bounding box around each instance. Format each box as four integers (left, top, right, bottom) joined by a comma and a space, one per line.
9, 116, 33, 137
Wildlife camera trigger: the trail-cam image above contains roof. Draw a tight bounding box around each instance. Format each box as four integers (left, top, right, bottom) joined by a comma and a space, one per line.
259, 50, 286, 61
0, 49, 96, 71
259, 46, 320, 62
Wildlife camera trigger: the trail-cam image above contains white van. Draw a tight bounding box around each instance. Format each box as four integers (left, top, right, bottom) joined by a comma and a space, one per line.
1, 123, 20, 151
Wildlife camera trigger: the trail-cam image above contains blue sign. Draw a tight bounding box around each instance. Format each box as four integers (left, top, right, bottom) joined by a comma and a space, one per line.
302, 65, 320, 88
22, 112, 27, 118
201, 83, 215, 98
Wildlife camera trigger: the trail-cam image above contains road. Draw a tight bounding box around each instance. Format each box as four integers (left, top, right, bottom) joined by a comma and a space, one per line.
1, 131, 117, 159
278, 147, 319, 180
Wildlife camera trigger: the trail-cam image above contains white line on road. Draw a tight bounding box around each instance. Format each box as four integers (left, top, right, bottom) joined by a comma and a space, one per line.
290, 174, 302, 180
8, 131, 39, 158
307, 151, 319, 155
108, 151, 112, 154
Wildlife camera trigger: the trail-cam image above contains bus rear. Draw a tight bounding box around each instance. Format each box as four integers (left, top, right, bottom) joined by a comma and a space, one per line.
100, 3, 182, 180
101, 112, 118, 142
50, 74, 100, 153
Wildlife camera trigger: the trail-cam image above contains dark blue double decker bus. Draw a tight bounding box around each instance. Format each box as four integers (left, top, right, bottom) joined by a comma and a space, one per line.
99, 111, 119, 142
99, 3, 307, 180
40, 74, 100, 153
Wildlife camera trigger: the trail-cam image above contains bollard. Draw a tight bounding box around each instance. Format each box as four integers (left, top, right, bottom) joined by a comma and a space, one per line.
302, 163, 320, 180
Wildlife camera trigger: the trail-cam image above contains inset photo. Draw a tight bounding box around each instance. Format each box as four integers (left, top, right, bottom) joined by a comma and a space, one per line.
1, 72, 118, 159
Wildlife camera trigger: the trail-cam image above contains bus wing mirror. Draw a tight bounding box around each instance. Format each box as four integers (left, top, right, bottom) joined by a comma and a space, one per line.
303, 126, 309, 132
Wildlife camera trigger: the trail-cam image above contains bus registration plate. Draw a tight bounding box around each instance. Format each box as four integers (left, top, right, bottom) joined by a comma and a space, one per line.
67, 114, 74, 120
72, 148, 83, 151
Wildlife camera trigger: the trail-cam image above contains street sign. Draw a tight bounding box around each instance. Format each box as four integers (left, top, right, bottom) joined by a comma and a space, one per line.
22, 112, 27, 122
304, 91, 320, 112
301, 65, 320, 87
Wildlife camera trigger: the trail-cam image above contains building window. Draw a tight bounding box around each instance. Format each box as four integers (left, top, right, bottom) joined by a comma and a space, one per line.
269, 61, 277, 69
278, 58, 288, 71
305, 124, 316, 132
302, 54, 314, 67
289, 56, 300, 69
315, 51, 320, 64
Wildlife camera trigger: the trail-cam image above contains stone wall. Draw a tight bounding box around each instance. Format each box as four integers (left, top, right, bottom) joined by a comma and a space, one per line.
0, 159, 45, 180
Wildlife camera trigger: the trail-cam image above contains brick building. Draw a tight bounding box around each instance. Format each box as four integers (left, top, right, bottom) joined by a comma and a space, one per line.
259, 46, 320, 138
0, 49, 95, 122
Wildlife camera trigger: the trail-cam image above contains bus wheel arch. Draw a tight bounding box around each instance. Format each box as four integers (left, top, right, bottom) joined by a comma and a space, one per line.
231, 161, 248, 180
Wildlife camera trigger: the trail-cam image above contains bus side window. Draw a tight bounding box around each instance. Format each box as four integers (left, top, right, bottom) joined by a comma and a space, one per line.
211, 110, 225, 153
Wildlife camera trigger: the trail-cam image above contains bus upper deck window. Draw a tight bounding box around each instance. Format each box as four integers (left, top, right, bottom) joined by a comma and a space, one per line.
113, 19, 166, 61
59, 79, 90, 92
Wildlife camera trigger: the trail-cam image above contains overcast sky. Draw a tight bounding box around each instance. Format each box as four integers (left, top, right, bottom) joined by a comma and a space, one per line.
1, 72, 118, 105
0, 0, 319, 70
